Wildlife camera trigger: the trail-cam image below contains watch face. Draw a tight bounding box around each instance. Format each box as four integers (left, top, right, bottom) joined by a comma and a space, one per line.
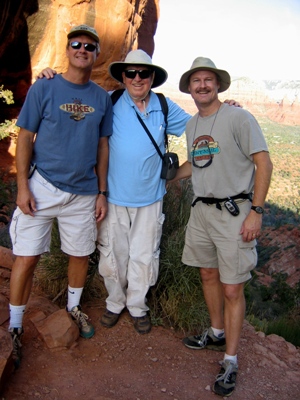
252, 206, 264, 214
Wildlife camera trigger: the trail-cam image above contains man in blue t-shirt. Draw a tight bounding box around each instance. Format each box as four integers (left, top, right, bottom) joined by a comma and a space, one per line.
8, 25, 113, 368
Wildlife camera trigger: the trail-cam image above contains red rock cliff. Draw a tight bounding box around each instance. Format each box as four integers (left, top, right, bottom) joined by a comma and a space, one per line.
0, 0, 160, 121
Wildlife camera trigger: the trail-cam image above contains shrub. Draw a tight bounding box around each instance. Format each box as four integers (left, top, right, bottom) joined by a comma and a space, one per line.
149, 180, 210, 333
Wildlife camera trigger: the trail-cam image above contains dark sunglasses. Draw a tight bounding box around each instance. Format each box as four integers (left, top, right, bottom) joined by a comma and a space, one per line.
124, 69, 153, 79
70, 41, 97, 52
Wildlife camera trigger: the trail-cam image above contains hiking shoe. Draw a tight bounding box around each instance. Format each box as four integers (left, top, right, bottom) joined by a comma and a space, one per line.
100, 309, 120, 328
212, 359, 238, 397
9, 327, 23, 369
69, 305, 95, 339
183, 327, 226, 351
132, 315, 151, 334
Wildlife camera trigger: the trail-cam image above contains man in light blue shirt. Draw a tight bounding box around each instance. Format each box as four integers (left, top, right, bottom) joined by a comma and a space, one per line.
98, 50, 191, 334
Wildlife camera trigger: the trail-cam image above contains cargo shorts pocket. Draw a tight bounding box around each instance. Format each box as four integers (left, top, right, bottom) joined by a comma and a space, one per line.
237, 239, 258, 275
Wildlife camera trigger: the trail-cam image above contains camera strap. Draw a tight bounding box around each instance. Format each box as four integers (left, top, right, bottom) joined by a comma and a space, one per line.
110, 89, 169, 154
134, 111, 164, 160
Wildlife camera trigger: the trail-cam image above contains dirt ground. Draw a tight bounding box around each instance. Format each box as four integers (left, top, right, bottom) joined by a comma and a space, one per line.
1, 290, 300, 400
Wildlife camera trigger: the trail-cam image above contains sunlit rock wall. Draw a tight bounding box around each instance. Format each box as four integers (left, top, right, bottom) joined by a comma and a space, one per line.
0, 0, 160, 121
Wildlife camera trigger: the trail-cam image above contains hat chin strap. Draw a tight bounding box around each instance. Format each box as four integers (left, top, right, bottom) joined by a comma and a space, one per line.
129, 91, 151, 103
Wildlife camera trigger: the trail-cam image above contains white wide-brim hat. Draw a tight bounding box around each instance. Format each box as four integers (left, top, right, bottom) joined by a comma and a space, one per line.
109, 49, 168, 88
179, 57, 231, 93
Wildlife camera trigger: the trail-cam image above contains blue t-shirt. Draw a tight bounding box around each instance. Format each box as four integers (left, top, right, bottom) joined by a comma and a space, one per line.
107, 90, 191, 207
17, 74, 113, 195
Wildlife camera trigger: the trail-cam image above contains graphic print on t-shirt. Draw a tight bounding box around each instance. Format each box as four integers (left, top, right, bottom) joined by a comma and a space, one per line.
59, 98, 95, 121
191, 135, 220, 168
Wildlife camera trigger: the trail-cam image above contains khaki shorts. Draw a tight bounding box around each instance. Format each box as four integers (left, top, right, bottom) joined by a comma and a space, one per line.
10, 170, 97, 257
182, 200, 257, 284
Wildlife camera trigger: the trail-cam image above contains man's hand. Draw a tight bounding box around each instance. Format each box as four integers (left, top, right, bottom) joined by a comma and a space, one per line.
35, 68, 57, 80
224, 99, 243, 108
95, 195, 108, 222
16, 187, 37, 217
240, 211, 262, 242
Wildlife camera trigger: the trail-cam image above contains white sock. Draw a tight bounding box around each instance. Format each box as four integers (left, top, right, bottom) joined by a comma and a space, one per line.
224, 353, 238, 365
9, 304, 26, 329
211, 326, 225, 338
67, 286, 83, 311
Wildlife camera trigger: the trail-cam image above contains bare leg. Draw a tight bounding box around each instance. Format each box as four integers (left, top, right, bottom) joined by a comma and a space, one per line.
222, 282, 245, 356
200, 268, 224, 329
10, 255, 40, 305
68, 255, 89, 288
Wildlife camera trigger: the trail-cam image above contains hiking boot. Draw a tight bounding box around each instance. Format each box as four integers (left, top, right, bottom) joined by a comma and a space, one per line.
9, 327, 23, 369
183, 327, 226, 351
100, 309, 120, 328
69, 305, 95, 339
212, 359, 238, 397
132, 315, 151, 334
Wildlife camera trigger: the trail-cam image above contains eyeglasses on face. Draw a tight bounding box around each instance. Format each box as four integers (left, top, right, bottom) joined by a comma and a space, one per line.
124, 69, 153, 79
70, 41, 97, 52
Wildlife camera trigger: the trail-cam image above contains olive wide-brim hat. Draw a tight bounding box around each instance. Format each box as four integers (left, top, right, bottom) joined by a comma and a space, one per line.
179, 57, 231, 93
109, 49, 168, 88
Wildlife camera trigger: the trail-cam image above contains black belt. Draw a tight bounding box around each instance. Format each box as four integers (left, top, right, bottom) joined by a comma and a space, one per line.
191, 193, 252, 208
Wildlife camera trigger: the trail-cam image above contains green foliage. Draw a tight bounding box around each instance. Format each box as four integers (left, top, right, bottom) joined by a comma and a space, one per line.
0, 119, 19, 141
0, 85, 14, 105
266, 317, 300, 347
0, 85, 17, 141
149, 180, 210, 333
261, 118, 300, 217
245, 272, 300, 345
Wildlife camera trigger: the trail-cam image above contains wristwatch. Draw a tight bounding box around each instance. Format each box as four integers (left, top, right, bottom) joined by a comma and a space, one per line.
251, 205, 264, 214
98, 191, 108, 196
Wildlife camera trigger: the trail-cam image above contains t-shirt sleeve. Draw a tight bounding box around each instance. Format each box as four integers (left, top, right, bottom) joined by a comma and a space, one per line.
16, 80, 45, 133
165, 97, 192, 137
99, 94, 113, 137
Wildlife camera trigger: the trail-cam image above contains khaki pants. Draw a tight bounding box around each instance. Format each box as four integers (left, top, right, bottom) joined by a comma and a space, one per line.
97, 201, 165, 317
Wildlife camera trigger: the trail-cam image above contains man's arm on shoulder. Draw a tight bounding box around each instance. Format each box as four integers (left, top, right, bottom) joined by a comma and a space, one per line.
224, 99, 243, 108
36, 68, 57, 80
15, 128, 37, 216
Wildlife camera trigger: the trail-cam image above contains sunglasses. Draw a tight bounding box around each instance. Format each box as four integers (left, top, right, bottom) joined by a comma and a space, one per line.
124, 69, 153, 79
70, 41, 97, 52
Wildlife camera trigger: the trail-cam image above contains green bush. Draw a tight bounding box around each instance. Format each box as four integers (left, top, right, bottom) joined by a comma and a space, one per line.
266, 316, 300, 347
149, 180, 209, 333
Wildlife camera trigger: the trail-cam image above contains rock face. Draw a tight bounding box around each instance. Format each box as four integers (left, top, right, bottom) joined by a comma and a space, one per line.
0, 0, 160, 121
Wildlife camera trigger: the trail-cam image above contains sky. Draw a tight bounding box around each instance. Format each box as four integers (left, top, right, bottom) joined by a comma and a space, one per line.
152, 0, 300, 84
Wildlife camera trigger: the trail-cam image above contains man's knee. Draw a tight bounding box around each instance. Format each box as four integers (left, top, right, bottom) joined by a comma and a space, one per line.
223, 283, 245, 302
13, 255, 40, 272
200, 268, 220, 283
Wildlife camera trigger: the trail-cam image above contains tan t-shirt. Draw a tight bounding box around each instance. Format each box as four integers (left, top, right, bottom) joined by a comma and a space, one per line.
186, 103, 269, 198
